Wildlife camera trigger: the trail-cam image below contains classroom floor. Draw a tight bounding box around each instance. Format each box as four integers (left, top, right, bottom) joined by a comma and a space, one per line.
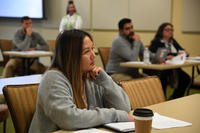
0, 67, 199, 133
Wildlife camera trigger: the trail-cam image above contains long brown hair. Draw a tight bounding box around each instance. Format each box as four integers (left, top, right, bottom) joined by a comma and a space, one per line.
50, 29, 93, 108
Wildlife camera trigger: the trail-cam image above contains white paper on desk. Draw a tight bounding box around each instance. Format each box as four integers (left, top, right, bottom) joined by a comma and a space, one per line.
104, 113, 192, 132
166, 53, 186, 64
73, 128, 111, 133
152, 113, 192, 129
187, 56, 200, 62
104, 122, 135, 132
23, 50, 50, 55
125, 61, 145, 64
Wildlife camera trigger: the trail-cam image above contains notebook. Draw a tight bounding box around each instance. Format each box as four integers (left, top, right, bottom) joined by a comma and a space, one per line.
104, 122, 135, 132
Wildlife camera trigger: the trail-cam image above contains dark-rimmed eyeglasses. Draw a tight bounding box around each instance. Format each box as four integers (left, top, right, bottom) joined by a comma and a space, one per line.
164, 28, 174, 32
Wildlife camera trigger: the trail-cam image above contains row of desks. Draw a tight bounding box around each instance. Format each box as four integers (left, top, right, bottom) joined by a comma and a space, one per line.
0, 55, 199, 132
0, 58, 200, 94
120, 60, 200, 70
0, 74, 199, 133
120, 59, 200, 95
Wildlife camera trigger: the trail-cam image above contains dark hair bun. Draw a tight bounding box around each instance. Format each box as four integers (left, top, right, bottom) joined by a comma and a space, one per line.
68, 0, 74, 4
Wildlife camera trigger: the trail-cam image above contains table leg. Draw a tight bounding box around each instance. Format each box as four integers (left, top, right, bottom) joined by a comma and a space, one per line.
22, 58, 36, 75
186, 66, 195, 95
22, 58, 29, 75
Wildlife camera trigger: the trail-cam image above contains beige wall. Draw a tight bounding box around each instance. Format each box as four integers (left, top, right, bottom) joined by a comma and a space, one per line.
0, 0, 199, 68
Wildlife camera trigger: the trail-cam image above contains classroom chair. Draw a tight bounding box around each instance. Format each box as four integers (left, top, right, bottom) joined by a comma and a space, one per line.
47, 40, 56, 52
3, 84, 38, 133
0, 39, 12, 67
119, 76, 165, 110
98, 47, 111, 70
0, 104, 9, 133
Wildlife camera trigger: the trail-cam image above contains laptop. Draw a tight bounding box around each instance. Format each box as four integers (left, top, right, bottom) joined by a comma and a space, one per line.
151, 48, 169, 64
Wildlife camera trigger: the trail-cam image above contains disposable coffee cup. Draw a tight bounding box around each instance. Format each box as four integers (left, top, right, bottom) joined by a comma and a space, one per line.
133, 108, 154, 133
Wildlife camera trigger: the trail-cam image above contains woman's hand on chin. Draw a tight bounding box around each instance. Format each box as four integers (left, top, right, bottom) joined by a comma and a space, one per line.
86, 66, 102, 80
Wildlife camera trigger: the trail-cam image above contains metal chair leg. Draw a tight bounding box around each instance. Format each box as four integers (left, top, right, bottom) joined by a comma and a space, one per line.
3, 119, 6, 133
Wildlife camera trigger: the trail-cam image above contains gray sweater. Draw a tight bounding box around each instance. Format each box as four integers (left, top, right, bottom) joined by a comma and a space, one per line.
12, 28, 49, 51
29, 69, 131, 133
106, 35, 144, 75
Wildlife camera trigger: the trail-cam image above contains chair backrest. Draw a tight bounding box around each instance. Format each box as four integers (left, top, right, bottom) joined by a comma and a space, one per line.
197, 66, 200, 74
0, 104, 9, 133
47, 40, 56, 51
0, 104, 9, 122
0, 39, 12, 66
119, 76, 165, 110
3, 84, 39, 133
192, 66, 200, 88
98, 47, 111, 69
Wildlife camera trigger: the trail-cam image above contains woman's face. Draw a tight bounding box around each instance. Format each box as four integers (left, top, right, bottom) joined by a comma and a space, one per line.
81, 36, 95, 72
162, 25, 173, 40
68, 4, 76, 15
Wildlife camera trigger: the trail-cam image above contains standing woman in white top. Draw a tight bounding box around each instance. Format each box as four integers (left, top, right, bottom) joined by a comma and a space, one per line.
59, 0, 82, 32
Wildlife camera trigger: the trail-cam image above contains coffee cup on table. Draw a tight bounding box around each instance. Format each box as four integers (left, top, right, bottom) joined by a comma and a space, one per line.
133, 108, 154, 133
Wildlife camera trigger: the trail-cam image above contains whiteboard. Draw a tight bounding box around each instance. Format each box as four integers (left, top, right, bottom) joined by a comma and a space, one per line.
182, 0, 200, 32
129, 0, 171, 31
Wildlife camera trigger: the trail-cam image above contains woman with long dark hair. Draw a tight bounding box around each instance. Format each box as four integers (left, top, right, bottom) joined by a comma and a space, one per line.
29, 30, 133, 133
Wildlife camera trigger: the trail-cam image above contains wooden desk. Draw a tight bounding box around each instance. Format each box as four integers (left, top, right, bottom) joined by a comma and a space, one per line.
3, 51, 53, 75
147, 94, 199, 133
54, 94, 200, 133
0, 74, 42, 94
120, 60, 200, 70
120, 60, 200, 95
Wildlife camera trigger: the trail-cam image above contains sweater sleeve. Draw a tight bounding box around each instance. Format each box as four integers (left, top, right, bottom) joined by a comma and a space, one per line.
39, 70, 129, 130
172, 39, 184, 51
112, 38, 144, 61
35, 33, 50, 51
149, 40, 159, 53
12, 30, 32, 51
93, 70, 131, 112
112, 39, 135, 61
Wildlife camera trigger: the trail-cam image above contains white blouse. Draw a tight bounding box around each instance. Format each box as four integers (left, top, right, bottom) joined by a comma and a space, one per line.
59, 13, 82, 32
